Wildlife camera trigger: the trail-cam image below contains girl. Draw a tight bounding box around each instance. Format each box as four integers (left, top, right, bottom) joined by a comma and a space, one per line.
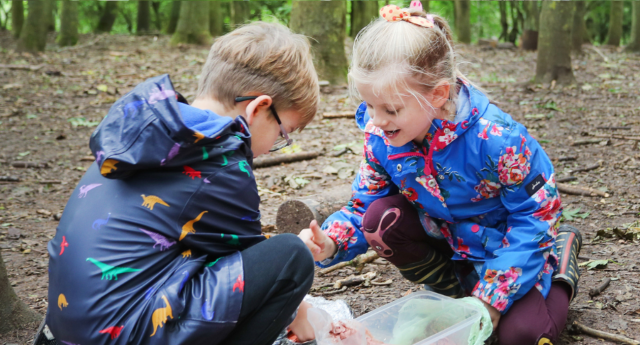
299, 3, 582, 345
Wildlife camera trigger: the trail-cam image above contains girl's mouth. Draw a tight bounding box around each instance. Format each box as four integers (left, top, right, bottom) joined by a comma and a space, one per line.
385, 129, 400, 139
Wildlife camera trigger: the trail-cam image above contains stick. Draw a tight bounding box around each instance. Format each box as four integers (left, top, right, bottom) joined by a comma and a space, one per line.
322, 111, 355, 119
253, 151, 319, 169
596, 126, 631, 130
11, 161, 49, 169
38, 180, 62, 184
0, 64, 44, 71
371, 279, 393, 286
318, 251, 379, 276
557, 183, 609, 197
588, 278, 611, 298
556, 156, 577, 162
588, 133, 640, 142
80, 156, 95, 162
0, 176, 20, 182
322, 286, 348, 296
571, 163, 601, 174
333, 271, 377, 289
556, 176, 577, 183
571, 139, 607, 146
573, 321, 639, 345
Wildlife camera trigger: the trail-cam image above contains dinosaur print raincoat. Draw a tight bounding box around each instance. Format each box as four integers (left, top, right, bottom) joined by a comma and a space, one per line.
319, 81, 562, 314
46, 75, 265, 344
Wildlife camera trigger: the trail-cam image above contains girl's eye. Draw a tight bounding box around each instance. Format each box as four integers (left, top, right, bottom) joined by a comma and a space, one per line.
385, 109, 398, 115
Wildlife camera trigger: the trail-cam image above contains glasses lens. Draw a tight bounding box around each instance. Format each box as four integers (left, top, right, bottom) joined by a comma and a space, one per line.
270, 138, 289, 152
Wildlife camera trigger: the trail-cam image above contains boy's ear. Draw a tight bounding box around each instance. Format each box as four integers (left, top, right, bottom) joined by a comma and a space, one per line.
244, 95, 272, 125
430, 82, 451, 108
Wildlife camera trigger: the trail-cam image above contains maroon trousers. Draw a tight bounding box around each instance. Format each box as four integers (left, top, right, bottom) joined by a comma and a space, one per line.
361, 194, 571, 345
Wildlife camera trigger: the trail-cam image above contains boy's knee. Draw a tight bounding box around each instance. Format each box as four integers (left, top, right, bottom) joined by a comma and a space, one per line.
272, 233, 314, 278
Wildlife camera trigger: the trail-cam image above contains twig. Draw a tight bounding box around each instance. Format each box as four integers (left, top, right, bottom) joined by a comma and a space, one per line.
80, 156, 95, 162
573, 321, 639, 345
38, 180, 62, 184
556, 156, 577, 162
557, 183, 609, 198
596, 126, 631, 130
556, 176, 577, 183
571, 163, 600, 174
333, 271, 377, 289
0, 64, 44, 71
11, 162, 49, 169
322, 286, 347, 296
253, 151, 319, 169
571, 139, 607, 146
318, 251, 379, 276
57, 36, 103, 52
588, 278, 611, 298
587, 133, 640, 142
371, 279, 393, 286
322, 111, 355, 119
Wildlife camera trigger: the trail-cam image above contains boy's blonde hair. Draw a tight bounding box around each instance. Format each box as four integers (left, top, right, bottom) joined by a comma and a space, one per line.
197, 22, 319, 127
350, 10, 466, 114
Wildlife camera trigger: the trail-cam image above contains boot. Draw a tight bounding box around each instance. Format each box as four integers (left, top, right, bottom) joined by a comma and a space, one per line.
32, 318, 58, 345
397, 249, 462, 298
553, 224, 582, 301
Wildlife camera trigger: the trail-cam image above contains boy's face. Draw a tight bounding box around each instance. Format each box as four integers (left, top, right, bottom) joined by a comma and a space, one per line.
245, 99, 302, 157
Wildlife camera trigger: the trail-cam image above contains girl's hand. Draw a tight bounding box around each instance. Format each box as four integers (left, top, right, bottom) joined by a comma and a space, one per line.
289, 301, 315, 341
476, 297, 501, 331
298, 220, 337, 262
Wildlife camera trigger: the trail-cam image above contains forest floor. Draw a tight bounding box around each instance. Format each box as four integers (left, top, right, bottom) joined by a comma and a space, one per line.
1, 32, 639, 345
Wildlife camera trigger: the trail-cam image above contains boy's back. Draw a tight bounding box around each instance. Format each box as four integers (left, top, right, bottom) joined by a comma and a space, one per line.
47, 75, 265, 344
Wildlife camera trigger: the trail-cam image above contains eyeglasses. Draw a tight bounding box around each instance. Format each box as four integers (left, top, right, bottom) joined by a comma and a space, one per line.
235, 96, 293, 152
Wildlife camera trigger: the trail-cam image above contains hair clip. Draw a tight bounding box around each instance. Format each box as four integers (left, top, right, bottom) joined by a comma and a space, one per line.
410, 1, 423, 11
380, 5, 434, 28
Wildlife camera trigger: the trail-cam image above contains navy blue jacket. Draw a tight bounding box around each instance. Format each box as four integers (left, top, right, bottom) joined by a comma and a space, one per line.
46, 75, 265, 344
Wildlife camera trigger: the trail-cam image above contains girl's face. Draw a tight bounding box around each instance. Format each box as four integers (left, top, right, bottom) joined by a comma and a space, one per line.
356, 80, 450, 147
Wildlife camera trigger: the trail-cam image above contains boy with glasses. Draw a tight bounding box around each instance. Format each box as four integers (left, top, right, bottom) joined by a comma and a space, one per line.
39, 22, 319, 345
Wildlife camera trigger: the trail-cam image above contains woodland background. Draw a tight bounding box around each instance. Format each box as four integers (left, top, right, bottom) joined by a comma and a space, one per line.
1, 1, 640, 344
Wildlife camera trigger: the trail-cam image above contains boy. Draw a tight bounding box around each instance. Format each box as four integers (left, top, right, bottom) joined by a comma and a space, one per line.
38, 22, 319, 345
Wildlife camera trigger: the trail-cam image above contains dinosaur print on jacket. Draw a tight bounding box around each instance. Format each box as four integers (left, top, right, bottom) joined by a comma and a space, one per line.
232, 274, 244, 293
86, 258, 142, 280
60, 236, 69, 255
182, 166, 201, 179
58, 294, 68, 310
193, 131, 205, 143
181, 249, 191, 258
141, 195, 170, 210
99, 325, 124, 340
221, 233, 241, 246
150, 295, 173, 337
123, 99, 146, 118
160, 143, 180, 166
139, 228, 176, 251
95, 150, 105, 163
239, 160, 251, 177
78, 184, 102, 198
92, 213, 111, 230
100, 159, 119, 176
180, 211, 207, 240
148, 85, 176, 104
202, 147, 209, 160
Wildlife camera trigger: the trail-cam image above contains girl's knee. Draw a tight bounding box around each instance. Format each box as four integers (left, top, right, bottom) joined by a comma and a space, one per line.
497, 318, 550, 345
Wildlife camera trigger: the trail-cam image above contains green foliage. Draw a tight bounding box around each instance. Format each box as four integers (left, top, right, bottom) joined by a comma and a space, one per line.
562, 207, 590, 222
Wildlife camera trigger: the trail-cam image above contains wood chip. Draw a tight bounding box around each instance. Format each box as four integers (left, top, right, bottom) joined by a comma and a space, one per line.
322, 111, 355, 119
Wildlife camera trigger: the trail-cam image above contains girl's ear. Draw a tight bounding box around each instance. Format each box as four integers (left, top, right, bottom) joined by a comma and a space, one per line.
244, 95, 272, 125
430, 82, 451, 108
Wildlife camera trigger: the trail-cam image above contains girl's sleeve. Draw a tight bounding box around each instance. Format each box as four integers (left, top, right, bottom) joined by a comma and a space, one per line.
470, 129, 562, 314
317, 134, 398, 268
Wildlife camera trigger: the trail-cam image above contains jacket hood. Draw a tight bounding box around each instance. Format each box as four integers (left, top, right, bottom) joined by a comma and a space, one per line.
90, 74, 251, 179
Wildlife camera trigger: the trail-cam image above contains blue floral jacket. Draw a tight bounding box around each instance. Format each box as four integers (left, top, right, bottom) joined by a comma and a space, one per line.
319, 81, 562, 314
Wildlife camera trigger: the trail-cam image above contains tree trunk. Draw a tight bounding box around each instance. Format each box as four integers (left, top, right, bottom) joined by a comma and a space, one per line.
95, 1, 118, 33
231, 1, 250, 26
535, 1, 575, 86
167, 1, 181, 34
625, 1, 640, 52
572, 1, 587, 53
171, 1, 211, 45
11, 0, 24, 39
423, 1, 430, 13
209, 1, 224, 37
350, 1, 378, 38
521, 0, 539, 50
499, 1, 508, 42
0, 253, 42, 334
57, 0, 78, 47
137, 1, 151, 34
606, 0, 623, 46
507, 1, 523, 44
44, 0, 54, 32
454, 0, 471, 44
290, 0, 348, 85
151, 1, 162, 31
17, 0, 47, 52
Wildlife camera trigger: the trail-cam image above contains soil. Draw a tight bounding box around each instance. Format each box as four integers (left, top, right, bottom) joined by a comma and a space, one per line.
1, 32, 639, 344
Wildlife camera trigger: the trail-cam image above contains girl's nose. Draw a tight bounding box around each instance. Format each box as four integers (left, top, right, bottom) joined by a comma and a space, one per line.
371, 113, 389, 128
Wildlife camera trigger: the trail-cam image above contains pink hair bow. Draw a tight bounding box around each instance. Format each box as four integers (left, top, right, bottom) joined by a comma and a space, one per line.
379, 4, 434, 28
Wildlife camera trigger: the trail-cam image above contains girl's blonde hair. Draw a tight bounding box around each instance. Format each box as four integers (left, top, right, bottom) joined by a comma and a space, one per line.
349, 9, 465, 114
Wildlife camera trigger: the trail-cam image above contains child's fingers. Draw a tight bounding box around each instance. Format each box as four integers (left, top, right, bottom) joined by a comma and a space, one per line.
309, 220, 325, 240
298, 229, 322, 255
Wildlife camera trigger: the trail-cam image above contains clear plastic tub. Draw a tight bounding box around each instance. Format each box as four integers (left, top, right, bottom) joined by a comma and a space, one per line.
355, 291, 482, 345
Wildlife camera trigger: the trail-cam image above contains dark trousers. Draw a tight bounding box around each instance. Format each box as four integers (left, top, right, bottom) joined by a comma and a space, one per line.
362, 194, 571, 345
223, 233, 315, 345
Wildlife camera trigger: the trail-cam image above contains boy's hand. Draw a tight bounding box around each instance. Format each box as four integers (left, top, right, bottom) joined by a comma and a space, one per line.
298, 220, 337, 262
476, 297, 501, 331
288, 301, 315, 341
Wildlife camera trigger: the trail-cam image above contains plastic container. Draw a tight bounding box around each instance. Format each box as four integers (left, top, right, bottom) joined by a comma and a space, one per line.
355, 291, 481, 345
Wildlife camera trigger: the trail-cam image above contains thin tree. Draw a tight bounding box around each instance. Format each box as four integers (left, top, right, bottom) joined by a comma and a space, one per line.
499, 1, 508, 42
210, 1, 224, 37
521, 0, 539, 50
11, 0, 24, 39
167, 1, 181, 34
17, 0, 47, 52
137, 1, 151, 34
151, 1, 162, 31
0, 253, 42, 334
171, 1, 211, 45
572, 1, 588, 53
535, 1, 575, 85
95, 1, 118, 33
625, 1, 640, 52
57, 0, 78, 47
231, 1, 250, 26
606, 0, 623, 46
454, 0, 471, 44
290, 0, 348, 85
350, 1, 378, 38
507, 1, 523, 45
44, 0, 54, 32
